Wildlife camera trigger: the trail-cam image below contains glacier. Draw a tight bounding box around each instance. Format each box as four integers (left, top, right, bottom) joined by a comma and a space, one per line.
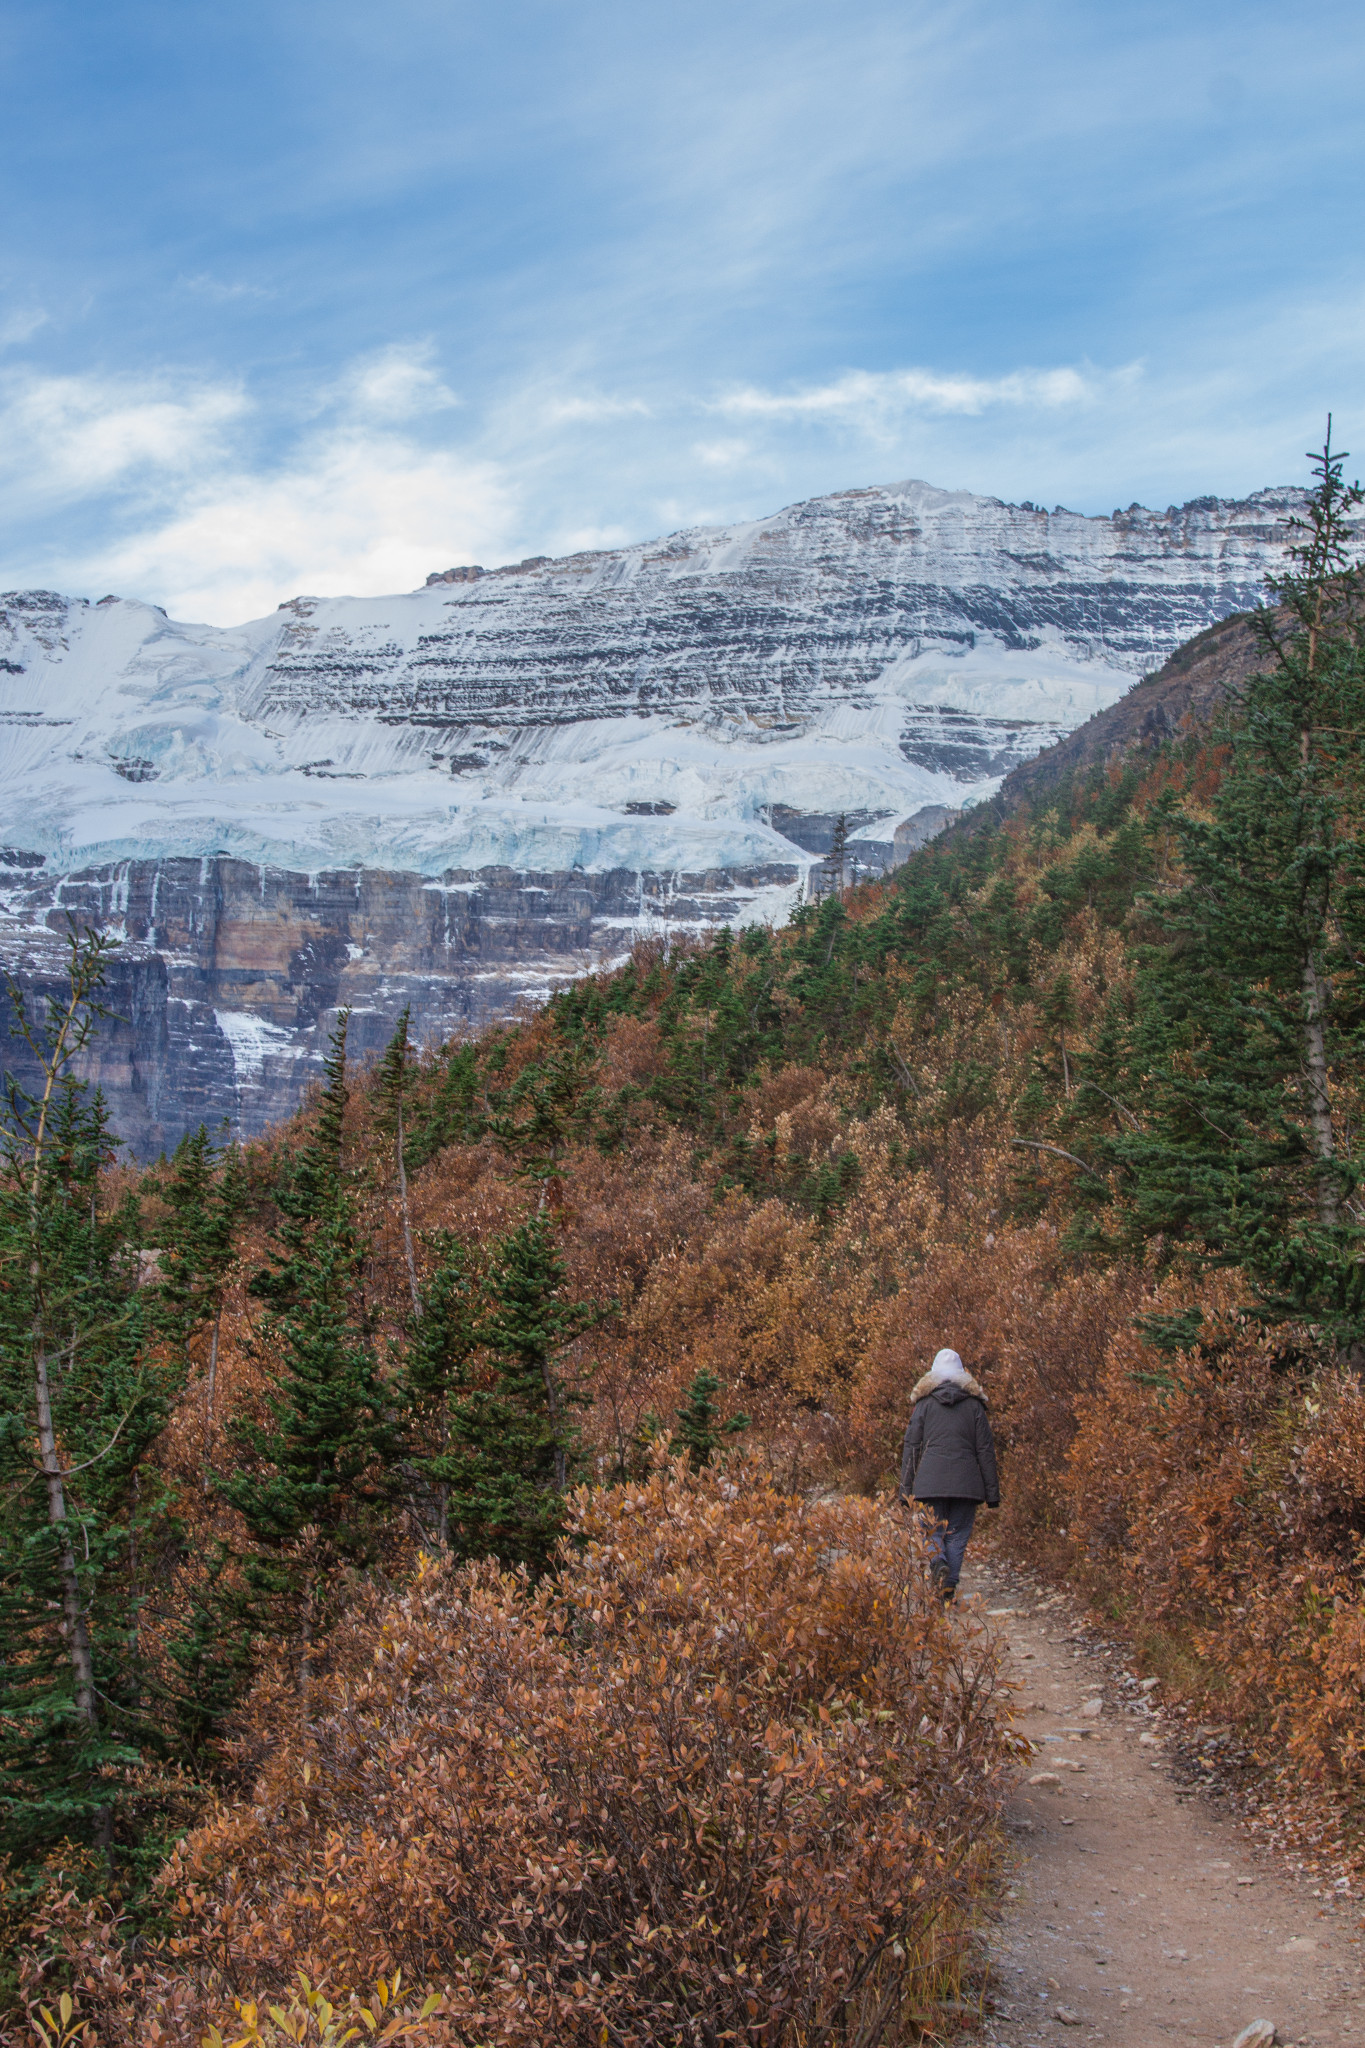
0, 475, 1304, 1150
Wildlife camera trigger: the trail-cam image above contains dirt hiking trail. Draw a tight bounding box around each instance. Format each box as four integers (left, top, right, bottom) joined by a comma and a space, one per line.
962, 1558, 1365, 2048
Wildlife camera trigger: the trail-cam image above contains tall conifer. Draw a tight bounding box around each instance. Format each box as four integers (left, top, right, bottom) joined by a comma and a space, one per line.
439, 1212, 599, 1571
0, 933, 180, 1868
375, 1007, 420, 1314
152, 1123, 243, 1479
1118, 427, 1365, 1344
402, 1230, 482, 1549
220, 1015, 403, 1671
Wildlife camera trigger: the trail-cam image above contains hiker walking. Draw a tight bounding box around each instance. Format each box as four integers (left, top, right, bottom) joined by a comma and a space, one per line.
899, 1347, 999, 1602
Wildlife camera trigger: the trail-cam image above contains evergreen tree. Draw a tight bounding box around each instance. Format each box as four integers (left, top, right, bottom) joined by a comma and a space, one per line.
486, 1040, 603, 1186
673, 1369, 749, 1468
439, 1211, 601, 1571
0, 932, 182, 1869
375, 1007, 420, 1314
1042, 975, 1078, 1100
152, 1124, 243, 1481
220, 1014, 404, 1671
1117, 427, 1365, 1344
162, 1539, 253, 1761
401, 1230, 483, 1548
403, 1042, 485, 1173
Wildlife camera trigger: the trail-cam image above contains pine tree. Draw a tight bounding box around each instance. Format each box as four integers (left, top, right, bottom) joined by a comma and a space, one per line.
439, 1211, 601, 1572
0, 931, 182, 1869
1117, 426, 1365, 1345
402, 1230, 483, 1548
1042, 974, 1079, 1100
673, 1369, 749, 1468
486, 1040, 602, 1186
152, 1124, 243, 1481
220, 1014, 404, 1672
375, 1007, 420, 1314
163, 1540, 253, 1761
403, 1042, 485, 1173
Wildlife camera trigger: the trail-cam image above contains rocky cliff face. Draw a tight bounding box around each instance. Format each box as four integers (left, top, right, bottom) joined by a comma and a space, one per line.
0, 477, 1306, 1152
0, 853, 784, 1150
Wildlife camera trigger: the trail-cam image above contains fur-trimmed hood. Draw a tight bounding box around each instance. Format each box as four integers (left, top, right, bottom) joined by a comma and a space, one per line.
911, 1369, 987, 1405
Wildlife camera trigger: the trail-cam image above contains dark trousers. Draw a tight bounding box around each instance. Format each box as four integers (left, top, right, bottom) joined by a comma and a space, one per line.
919, 1497, 979, 1588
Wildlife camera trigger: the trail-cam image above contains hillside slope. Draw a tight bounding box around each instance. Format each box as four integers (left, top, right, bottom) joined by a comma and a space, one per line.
967, 606, 1267, 820
10, 478, 1365, 2032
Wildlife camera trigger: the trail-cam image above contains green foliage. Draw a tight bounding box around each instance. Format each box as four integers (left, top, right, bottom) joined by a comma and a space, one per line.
222, 1015, 404, 1631
400, 1230, 483, 1549
673, 1369, 749, 1468
1114, 429, 1365, 1342
375, 1006, 422, 1314
404, 1041, 485, 1172
374, 1005, 416, 1145
151, 1125, 242, 1359
487, 1040, 604, 1182
163, 1540, 254, 1760
438, 1211, 603, 1572
0, 932, 183, 1870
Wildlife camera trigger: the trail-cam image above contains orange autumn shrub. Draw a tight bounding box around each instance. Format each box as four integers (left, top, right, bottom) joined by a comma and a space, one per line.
847, 1223, 1143, 1542
1065, 1276, 1365, 1847
25, 1461, 1013, 2048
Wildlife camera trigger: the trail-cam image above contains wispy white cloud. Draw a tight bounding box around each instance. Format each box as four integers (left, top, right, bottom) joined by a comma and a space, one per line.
0, 345, 504, 621
0, 367, 248, 501
693, 438, 755, 470
712, 363, 1137, 424
337, 342, 460, 423
0, 306, 49, 347
88, 424, 514, 624
0, 341, 1174, 624
541, 393, 653, 425
555, 522, 636, 554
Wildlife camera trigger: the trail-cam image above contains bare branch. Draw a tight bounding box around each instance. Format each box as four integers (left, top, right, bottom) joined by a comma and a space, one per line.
1009, 1137, 1125, 1183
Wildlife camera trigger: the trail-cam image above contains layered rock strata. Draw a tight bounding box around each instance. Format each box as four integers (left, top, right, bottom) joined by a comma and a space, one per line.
0, 477, 1310, 1151
0, 854, 786, 1152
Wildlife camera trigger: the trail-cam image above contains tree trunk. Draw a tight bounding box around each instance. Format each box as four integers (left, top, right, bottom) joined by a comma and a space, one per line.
33, 1333, 99, 1731
1302, 951, 1338, 1226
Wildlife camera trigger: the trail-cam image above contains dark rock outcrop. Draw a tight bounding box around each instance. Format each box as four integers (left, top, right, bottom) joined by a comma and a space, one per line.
0, 855, 790, 1154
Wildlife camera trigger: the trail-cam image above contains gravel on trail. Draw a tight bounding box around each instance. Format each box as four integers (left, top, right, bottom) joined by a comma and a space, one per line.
961, 1558, 1365, 2048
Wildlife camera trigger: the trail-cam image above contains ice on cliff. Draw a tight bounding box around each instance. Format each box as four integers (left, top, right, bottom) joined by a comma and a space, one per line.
0, 475, 1301, 884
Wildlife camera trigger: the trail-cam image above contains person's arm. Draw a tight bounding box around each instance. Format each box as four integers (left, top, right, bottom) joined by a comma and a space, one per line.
975, 1403, 1000, 1507
900, 1404, 925, 1501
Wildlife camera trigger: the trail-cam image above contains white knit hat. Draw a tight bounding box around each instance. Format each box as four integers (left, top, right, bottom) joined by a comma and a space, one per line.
930, 1347, 968, 1383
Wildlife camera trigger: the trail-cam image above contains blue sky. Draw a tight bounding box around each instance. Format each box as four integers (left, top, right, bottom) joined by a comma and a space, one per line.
2, 0, 1363, 622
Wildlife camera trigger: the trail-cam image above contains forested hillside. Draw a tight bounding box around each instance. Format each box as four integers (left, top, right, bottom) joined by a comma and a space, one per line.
4, 439, 1365, 2044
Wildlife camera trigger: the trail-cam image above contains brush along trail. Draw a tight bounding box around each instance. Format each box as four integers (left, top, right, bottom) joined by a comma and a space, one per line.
961, 1560, 1365, 2048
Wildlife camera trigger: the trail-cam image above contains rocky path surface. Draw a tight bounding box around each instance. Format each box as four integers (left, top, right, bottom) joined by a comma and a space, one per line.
963, 1558, 1365, 2048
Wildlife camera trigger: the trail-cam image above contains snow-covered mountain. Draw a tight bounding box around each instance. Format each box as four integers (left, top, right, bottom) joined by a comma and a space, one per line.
0, 478, 1301, 877
0, 477, 1303, 1151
